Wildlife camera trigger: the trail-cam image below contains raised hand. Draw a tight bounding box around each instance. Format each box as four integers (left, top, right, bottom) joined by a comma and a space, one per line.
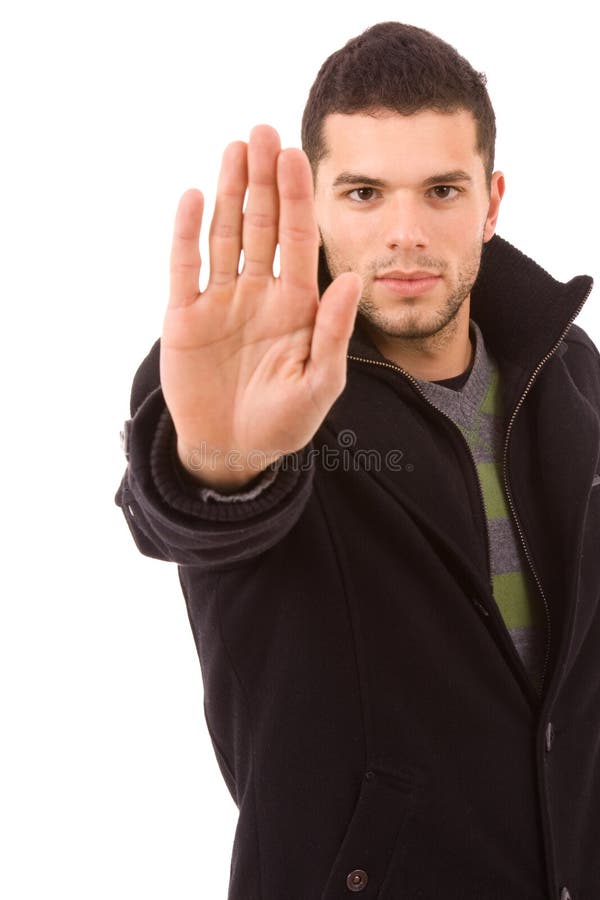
160, 125, 362, 491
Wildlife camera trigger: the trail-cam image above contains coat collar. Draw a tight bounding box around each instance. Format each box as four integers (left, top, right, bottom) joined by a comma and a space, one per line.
318, 235, 594, 375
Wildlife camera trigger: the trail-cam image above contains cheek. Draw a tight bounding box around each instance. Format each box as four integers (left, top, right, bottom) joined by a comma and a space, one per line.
322, 218, 368, 263
431, 214, 485, 260
430, 209, 472, 236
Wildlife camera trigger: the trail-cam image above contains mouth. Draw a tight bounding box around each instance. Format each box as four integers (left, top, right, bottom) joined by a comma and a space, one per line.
375, 271, 442, 297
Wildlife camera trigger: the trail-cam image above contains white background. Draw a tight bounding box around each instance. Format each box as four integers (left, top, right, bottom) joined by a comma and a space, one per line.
1, 0, 598, 897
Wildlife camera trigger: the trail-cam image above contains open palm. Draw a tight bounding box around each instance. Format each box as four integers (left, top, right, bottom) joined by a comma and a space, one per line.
160, 126, 361, 490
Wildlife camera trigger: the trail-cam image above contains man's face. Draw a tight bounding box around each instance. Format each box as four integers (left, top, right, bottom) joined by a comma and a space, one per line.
313, 109, 504, 343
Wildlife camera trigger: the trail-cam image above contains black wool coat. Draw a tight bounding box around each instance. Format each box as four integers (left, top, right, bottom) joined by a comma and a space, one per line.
116, 235, 600, 900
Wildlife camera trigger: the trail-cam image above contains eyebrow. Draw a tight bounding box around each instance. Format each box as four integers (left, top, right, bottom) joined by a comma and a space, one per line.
331, 169, 473, 189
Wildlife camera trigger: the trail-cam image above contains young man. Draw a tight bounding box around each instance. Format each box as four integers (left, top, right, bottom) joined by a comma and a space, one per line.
115, 22, 600, 900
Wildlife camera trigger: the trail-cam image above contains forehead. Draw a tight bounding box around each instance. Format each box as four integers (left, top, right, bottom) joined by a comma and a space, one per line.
317, 109, 482, 180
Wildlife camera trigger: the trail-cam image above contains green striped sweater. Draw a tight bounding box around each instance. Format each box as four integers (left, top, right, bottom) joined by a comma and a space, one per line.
415, 318, 546, 694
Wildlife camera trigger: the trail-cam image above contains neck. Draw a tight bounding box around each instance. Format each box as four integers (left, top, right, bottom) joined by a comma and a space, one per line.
359, 305, 474, 382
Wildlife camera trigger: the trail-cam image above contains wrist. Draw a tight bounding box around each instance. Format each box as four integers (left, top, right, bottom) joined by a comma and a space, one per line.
175, 439, 269, 493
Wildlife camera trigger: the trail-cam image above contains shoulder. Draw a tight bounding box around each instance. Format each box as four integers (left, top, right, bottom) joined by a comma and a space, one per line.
559, 322, 600, 415
563, 322, 600, 362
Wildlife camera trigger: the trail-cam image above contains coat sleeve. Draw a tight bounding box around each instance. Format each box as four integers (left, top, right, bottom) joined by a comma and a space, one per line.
114, 338, 316, 571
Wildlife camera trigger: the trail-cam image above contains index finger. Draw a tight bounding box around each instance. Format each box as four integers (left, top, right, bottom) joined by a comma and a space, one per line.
277, 149, 319, 292
169, 188, 204, 309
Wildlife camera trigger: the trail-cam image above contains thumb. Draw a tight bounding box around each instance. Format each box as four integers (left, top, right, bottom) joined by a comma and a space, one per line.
307, 271, 362, 396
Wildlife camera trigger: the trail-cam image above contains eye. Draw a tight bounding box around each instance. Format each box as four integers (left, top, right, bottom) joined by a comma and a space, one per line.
347, 187, 380, 203
429, 185, 461, 201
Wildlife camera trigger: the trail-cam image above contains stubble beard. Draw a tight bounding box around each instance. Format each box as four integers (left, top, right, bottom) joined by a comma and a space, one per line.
321, 236, 485, 349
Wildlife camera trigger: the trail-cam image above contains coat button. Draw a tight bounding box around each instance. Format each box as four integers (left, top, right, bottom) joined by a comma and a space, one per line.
346, 869, 369, 892
545, 721, 555, 752
471, 597, 490, 617
560, 888, 572, 900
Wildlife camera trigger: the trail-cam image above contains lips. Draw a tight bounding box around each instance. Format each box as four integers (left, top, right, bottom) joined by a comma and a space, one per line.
376, 270, 439, 280
375, 271, 442, 297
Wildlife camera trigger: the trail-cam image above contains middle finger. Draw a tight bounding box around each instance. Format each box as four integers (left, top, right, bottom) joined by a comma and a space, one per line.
241, 125, 281, 279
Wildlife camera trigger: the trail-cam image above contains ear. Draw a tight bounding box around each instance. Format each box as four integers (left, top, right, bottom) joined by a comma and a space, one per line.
483, 171, 505, 243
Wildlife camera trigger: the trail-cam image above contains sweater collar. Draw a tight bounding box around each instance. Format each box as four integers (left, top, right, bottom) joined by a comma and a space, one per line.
329, 234, 594, 373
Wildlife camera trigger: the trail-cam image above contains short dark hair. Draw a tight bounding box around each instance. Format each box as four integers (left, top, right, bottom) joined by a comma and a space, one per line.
301, 22, 496, 189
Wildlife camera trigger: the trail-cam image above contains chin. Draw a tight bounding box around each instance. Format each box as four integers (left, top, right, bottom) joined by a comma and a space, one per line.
360, 299, 464, 341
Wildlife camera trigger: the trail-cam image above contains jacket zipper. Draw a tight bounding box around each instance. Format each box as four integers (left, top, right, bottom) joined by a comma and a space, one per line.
499, 282, 593, 694
347, 287, 592, 697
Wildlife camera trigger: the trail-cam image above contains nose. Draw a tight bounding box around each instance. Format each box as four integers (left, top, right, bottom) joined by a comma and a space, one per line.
382, 193, 428, 251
